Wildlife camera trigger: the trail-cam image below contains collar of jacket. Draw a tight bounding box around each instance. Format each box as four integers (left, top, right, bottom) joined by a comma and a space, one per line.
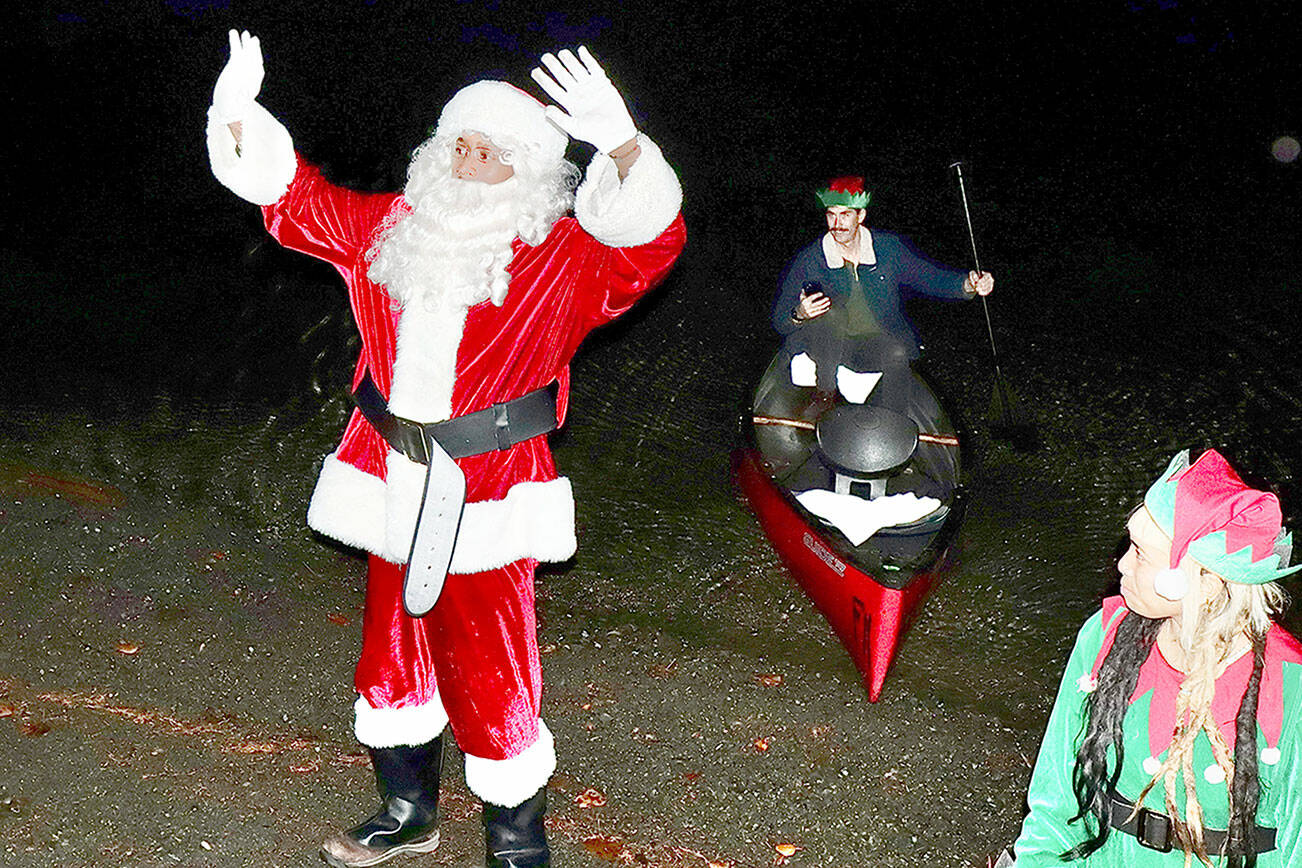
822, 228, 877, 268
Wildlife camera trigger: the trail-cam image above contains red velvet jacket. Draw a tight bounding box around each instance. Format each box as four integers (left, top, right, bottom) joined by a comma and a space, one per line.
260, 155, 686, 570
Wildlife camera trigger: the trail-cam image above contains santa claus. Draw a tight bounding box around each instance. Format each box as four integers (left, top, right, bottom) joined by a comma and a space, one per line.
206, 30, 685, 868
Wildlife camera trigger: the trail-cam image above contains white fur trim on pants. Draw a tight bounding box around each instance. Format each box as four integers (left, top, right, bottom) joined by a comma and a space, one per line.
353, 693, 450, 749
464, 720, 557, 807
205, 100, 297, 206
306, 451, 577, 572
575, 134, 682, 248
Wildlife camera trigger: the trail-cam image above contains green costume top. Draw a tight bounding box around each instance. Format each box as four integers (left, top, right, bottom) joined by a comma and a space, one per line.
1012, 597, 1302, 866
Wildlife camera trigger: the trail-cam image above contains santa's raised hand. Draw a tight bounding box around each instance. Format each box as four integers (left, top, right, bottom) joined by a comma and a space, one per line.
531, 47, 637, 155
210, 29, 265, 126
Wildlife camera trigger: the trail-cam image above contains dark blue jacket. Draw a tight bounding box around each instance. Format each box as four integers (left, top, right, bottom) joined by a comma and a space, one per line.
771, 230, 970, 358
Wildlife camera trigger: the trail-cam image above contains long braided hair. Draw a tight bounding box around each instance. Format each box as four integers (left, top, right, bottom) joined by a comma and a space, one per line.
1064, 578, 1285, 866
1063, 610, 1162, 860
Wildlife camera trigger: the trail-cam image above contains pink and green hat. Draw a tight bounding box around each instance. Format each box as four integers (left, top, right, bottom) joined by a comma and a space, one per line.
816, 176, 871, 209
1144, 449, 1300, 592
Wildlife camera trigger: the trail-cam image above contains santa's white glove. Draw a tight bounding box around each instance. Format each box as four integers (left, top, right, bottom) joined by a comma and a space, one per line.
530, 46, 637, 154
210, 29, 264, 125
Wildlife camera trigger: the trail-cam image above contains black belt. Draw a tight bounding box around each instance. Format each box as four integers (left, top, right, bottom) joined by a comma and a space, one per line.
1108, 790, 1276, 854
351, 372, 558, 464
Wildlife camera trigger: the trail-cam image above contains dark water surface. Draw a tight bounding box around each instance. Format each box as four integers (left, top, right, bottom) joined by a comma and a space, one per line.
3, 2, 1302, 865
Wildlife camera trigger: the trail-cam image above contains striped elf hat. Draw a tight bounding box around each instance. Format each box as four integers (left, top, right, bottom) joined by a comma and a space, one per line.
1143, 449, 1301, 599
816, 176, 871, 209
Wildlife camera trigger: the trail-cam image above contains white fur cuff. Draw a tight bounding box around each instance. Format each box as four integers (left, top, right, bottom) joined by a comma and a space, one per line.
205, 100, 297, 206
575, 134, 682, 247
306, 454, 388, 554
464, 720, 557, 807
449, 477, 577, 573
353, 693, 450, 748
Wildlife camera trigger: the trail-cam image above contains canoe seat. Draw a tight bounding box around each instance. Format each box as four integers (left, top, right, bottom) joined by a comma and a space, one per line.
815, 405, 919, 499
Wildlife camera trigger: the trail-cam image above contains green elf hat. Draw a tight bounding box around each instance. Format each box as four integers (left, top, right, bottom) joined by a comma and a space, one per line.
816, 176, 871, 209
1143, 449, 1302, 600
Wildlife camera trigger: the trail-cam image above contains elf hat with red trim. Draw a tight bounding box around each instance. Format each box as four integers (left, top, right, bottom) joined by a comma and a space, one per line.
816, 176, 871, 209
1144, 450, 1300, 598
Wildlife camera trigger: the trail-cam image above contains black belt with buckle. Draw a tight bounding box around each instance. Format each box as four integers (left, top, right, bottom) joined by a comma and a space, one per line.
1108, 790, 1276, 854
351, 372, 559, 463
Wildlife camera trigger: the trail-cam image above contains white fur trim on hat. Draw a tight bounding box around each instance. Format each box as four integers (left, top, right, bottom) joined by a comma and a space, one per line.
205, 100, 297, 206
463, 719, 557, 807
1153, 567, 1188, 601
575, 134, 682, 248
435, 80, 568, 167
353, 693, 450, 749
307, 451, 577, 571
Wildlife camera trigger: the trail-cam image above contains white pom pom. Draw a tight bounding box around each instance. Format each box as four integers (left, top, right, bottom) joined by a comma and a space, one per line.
1203, 764, 1226, 784
1153, 567, 1188, 601
1261, 747, 1281, 766
1142, 756, 1161, 775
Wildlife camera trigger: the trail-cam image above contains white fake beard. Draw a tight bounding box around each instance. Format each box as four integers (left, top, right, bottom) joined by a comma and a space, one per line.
369, 172, 523, 422
368, 172, 524, 312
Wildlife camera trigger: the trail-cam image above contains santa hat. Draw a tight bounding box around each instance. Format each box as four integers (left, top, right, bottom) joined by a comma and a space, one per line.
434, 80, 569, 167
1143, 449, 1301, 599
816, 176, 871, 209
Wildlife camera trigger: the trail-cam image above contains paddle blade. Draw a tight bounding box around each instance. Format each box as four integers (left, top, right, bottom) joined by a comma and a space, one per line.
988, 377, 1038, 451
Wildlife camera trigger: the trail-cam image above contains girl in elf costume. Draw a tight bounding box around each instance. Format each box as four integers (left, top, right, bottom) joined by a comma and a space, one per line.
1005, 449, 1302, 867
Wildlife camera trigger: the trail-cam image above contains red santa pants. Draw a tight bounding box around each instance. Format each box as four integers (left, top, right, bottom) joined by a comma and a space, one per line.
355, 554, 543, 762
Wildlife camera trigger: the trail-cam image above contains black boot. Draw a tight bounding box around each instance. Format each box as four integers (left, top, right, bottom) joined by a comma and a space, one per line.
321, 737, 443, 868
484, 786, 549, 868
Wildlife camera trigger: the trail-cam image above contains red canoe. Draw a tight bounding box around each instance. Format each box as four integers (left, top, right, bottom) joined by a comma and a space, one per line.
734, 354, 965, 701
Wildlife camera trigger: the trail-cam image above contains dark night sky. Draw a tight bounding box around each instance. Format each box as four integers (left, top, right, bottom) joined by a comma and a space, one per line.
3, 0, 1300, 397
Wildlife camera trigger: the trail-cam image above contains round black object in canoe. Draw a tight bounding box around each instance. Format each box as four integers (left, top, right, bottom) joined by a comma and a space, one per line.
816, 405, 920, 476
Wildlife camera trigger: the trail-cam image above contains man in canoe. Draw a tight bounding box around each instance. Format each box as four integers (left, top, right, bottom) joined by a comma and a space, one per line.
1000, 449, 1302, 867
771, 176, 993, 408
206, 30, 684, 868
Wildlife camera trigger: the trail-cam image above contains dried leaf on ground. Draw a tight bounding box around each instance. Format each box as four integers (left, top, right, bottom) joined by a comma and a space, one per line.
583, 835, 626, 861
575, 787, 607, 808
774, 843, 802, 865
20, 720, 51, 737
647, 660, 678, 678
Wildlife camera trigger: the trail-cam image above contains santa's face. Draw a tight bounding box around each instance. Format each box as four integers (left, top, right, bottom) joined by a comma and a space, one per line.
452, 133, 515, 185
825, 206, 865, 247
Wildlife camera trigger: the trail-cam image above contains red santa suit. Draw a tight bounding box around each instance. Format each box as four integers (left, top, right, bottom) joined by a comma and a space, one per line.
207, 90, 684, 806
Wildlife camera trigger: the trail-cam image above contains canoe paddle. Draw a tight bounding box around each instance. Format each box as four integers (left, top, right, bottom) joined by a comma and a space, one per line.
949, 161, 1036, 450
